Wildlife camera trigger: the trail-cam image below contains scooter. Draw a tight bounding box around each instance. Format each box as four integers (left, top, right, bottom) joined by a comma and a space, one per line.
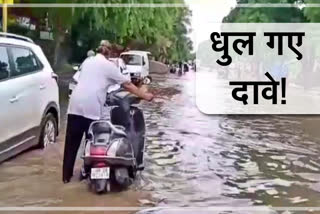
81, 90, 146, 194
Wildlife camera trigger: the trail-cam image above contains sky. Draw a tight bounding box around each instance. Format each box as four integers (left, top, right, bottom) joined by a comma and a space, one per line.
186, 0, 237, 50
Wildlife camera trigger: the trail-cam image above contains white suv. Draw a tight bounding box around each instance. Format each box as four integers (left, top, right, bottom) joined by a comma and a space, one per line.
0, 33, 60, 163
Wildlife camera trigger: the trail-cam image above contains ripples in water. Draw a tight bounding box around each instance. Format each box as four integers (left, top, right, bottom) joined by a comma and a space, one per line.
139, 75, 320, 213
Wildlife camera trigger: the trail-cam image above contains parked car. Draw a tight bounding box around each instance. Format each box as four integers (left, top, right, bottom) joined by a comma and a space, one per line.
0, 33, 60, 163
68, 57, 129, 97
120, 50, 152, 84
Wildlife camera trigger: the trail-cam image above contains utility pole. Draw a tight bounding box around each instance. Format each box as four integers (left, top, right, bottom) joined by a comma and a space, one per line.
2, 0, 13, 32
2, 0, 8, 32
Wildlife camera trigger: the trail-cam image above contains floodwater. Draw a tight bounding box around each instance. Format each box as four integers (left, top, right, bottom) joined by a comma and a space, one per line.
1, 71, 320, 214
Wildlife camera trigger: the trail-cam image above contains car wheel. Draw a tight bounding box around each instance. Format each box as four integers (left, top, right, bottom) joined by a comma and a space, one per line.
39, 113, 57, 149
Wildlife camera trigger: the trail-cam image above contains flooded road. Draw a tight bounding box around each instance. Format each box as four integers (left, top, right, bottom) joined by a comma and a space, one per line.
140, 73, 320, 214
1, 71, 320, 213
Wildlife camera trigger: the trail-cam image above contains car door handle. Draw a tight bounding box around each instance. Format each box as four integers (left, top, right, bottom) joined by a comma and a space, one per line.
40, 84, 46, 90
9, 96, 19, 103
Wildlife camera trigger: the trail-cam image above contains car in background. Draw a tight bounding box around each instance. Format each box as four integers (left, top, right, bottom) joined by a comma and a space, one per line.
68, 57, 129, 97
0, 33, 60, 163
120, 50, 152, 84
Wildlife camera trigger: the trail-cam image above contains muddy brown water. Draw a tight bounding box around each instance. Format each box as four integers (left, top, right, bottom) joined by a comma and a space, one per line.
1, 72, 320, 214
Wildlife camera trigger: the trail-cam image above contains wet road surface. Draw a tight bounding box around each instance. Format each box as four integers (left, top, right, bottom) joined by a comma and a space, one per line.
1, 71, 320, 214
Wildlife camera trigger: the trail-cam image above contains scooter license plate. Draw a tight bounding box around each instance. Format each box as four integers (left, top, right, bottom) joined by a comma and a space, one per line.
91, 167, 110, 179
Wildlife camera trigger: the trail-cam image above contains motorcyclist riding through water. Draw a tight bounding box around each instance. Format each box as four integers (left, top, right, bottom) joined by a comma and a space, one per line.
62, 40, 153, 184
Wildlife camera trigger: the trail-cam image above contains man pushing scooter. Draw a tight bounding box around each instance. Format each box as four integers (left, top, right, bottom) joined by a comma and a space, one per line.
63, 40, 153, 184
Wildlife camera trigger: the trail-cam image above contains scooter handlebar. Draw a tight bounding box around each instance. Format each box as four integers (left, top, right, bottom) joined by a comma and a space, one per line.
106, 89, 142, 106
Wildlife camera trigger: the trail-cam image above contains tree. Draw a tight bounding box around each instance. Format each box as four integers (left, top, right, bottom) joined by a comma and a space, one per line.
223, 0, 306, 23
222, 0, 320, 86
13, 0, 79, 67
70, 0, 193, 62
304, 0, 320, 22
10, 0, 193, 64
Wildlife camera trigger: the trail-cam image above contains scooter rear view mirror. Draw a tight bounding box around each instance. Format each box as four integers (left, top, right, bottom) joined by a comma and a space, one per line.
143, 76, 152, 85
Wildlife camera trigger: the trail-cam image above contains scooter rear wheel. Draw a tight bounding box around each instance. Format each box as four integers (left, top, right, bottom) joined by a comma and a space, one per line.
92, 179, 108, 194
106, 180, 111, 192
79, 167, 87, 181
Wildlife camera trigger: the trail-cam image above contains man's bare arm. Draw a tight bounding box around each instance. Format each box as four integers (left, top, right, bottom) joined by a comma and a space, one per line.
122, 82, 153, 101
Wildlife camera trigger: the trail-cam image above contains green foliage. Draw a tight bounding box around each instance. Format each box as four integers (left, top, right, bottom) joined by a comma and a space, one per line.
223, 0, 307, 23
222, 0, 320, 86
19, 0, 192, 63
304, 0, 320, 22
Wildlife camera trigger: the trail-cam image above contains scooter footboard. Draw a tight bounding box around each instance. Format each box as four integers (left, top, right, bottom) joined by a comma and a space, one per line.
111, 106, 146, 167
132, 107, 145, 133
132, 108, 145, 167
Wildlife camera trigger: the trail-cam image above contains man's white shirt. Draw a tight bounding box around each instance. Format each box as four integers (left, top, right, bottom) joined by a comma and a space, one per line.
68, 54, 130, 120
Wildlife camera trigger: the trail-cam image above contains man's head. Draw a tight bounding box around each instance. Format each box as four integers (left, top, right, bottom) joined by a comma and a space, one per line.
97, 40, 111, 57
87, 50, 95, 57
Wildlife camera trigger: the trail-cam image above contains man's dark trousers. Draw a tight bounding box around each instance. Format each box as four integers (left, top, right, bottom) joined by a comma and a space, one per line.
62, 114, 94, 183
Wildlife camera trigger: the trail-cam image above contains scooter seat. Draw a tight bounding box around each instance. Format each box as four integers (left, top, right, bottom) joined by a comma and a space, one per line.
88, 121, 126, 145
